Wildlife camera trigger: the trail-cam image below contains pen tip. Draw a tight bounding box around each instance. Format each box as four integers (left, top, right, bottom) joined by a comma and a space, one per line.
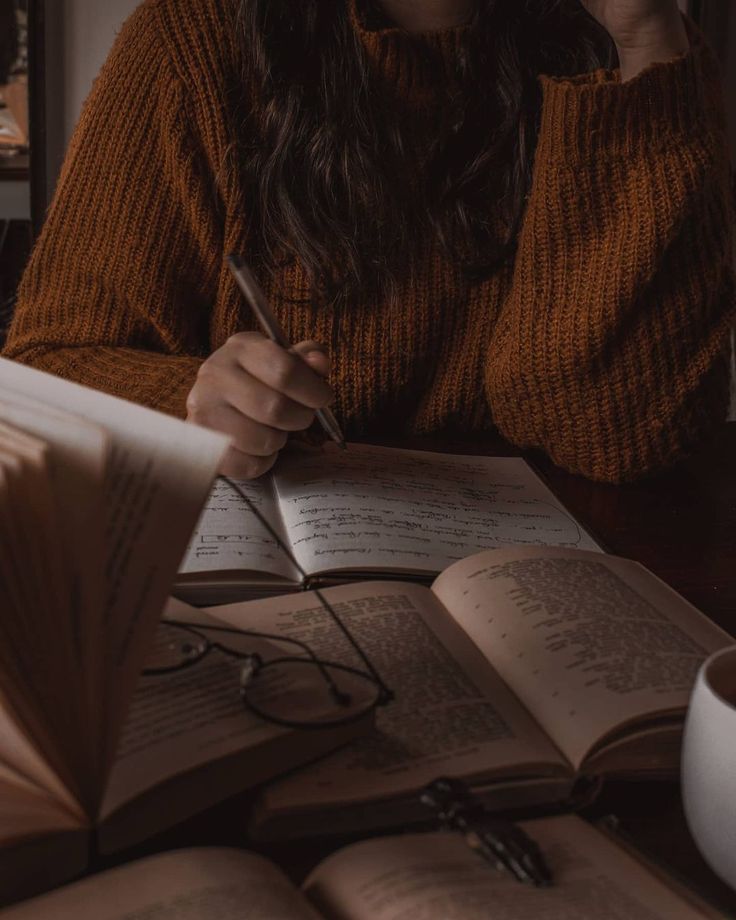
337, 440, 348, 451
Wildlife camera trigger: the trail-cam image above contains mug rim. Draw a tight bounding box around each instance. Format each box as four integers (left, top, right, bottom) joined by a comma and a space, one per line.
702, 644, 736, 710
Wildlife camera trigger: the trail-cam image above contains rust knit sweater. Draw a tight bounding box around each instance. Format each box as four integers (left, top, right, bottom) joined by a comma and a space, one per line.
3, 0, 735, 481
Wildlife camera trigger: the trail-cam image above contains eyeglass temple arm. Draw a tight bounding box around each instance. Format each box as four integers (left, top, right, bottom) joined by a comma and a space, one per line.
220, 476, 394, 703
163, 617, 351, 702
163, 618, 321, 663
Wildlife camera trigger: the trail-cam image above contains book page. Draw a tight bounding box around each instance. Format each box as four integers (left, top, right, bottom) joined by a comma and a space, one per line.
209, 582, 566, 814
179, 476, 299, 582
305, 815, 712, 920
0, 394, 109, 792
0, 692, 83, 824
432, 548, 733, 770
0, 848, 320, 920
0, 441, 93, 805
0, 359, 229, 780
0, 776, 88, 916
100, 613, 285, 817
0, 777, 81, 848
99, 601, 369, 848
272, 445, 599, 577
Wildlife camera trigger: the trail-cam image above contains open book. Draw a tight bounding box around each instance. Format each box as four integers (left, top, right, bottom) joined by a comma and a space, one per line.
0, 815, 721, 919
177, 443, 601, 604
0, 359, 372, 905
181, 544, 732, 840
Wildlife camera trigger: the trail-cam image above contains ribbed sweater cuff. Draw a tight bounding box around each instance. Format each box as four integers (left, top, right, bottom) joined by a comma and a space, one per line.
536, 16, 723, 165
13, 348, 203, 419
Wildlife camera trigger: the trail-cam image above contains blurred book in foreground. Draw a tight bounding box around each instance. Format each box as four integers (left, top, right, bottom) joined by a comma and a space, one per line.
0, 814, 722, 919
0, 358, 371, 906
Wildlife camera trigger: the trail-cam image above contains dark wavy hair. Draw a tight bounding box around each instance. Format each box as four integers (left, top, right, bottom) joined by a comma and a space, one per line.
235, 0, 615, 304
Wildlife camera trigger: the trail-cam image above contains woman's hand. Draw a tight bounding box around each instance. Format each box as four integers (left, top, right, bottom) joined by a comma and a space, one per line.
186, 333, 333, 479
579, 0, 689, 81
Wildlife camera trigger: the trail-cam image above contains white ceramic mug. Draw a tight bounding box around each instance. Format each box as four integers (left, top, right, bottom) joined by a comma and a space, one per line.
682, 644, 736, 889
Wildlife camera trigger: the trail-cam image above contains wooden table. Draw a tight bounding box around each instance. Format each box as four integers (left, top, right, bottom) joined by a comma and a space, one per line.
105, 423, 736, 915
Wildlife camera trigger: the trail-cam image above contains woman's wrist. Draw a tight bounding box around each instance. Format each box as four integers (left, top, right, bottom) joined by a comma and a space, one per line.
615, 13, 690, 83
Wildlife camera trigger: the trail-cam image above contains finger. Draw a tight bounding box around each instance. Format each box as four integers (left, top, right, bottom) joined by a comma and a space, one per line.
291, 340, 330, 378
213, 364, 317, 431
233, 336, 334, 409
193, 402, 288, 457
220, 446, 279, 481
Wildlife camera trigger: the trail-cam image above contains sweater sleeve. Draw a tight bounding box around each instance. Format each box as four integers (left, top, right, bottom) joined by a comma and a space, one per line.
2, 1, 221, 417
485, 17, 736, 482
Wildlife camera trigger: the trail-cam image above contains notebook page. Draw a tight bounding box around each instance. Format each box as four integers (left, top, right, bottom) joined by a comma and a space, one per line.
272, 444, 600, 577
179, 477, 299, 582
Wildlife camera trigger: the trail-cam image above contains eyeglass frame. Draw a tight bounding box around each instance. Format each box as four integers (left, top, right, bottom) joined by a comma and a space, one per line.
142, 616, 389, 731
217, 474, 395, 706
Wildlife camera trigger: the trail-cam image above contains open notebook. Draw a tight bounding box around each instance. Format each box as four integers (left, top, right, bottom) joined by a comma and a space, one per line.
177, 443, 601, 604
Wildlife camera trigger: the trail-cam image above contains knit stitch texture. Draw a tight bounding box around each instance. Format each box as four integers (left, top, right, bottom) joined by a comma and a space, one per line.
3, 0, 735, 481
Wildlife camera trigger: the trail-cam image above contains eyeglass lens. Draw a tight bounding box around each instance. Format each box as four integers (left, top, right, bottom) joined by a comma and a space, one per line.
144, 622, 380, 728
241, 658, 381, 728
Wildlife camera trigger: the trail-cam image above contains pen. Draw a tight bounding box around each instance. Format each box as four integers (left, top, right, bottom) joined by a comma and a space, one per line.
226, 253, 347, 451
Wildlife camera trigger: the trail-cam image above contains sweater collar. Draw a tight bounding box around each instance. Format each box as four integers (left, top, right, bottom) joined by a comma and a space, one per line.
348, 0, 468, 107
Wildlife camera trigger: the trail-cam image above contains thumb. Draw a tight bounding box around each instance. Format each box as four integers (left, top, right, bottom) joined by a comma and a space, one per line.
291, 340, 330, 378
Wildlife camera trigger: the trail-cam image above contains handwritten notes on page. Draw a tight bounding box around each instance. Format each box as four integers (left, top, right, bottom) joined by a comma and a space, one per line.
180, 478, 299, 582
273, 445, 600, 576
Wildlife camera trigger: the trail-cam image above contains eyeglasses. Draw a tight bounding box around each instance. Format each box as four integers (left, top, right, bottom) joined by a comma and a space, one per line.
146, 474, 394, 730
142, 618, 384, 730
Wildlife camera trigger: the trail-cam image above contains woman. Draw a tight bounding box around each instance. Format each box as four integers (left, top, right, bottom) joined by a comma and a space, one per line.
3, 0, 734, 481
